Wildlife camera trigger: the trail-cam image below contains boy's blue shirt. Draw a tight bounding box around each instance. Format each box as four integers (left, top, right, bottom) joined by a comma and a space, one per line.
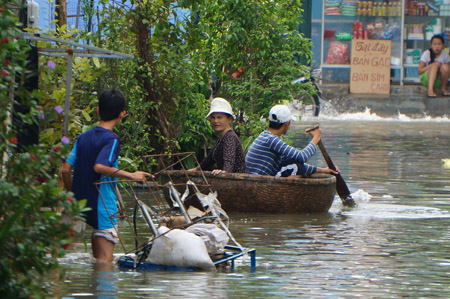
67, 126, 120, 229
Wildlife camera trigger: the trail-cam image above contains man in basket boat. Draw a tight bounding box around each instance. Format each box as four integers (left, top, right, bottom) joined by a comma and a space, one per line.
246, 104, 339, 178
62, 89, 152, 263
189, 97, 246, 175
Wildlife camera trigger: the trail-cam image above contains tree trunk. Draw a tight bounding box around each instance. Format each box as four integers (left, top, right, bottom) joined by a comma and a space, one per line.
55, 0, 67, 28
132, 11, 181, 167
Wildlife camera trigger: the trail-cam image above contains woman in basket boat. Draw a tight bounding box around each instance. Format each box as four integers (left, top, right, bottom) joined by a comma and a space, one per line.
189, 97, 246, 175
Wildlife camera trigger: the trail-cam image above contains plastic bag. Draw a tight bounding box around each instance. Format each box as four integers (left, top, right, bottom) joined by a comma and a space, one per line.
325, 41, 349, 65
148, 226, 215, 270
186, 223, 229, 255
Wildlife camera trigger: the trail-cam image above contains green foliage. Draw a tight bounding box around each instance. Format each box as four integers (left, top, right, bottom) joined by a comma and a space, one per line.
195, 0, 314, 125
0, 2, 86, 297
176, 92, 214, 168
85, 0, 313, 166
81, 1, 211, 165
37, 29, 105, 146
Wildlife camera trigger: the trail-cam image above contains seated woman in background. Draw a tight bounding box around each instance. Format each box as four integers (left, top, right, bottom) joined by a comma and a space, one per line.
418, 34, 450, 98
189, 97, 246, 175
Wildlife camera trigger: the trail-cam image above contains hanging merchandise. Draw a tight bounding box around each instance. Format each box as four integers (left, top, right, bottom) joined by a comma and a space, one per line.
325, 41, 350, 64
384, 24, 401, 41
426, 2, 440, 16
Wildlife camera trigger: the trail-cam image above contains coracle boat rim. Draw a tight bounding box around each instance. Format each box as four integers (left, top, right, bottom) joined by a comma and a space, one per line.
160, 170, 336, 186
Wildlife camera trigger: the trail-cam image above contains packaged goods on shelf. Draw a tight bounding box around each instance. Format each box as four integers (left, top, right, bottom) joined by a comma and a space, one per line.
384, 24, 401, 40
325, 0, 342, 15
350, 21, 401, 40
405, 49, 421, 64
324, 29, 336, 40
357, 0, 402, 16
335, 32, 353, 40
407, 23, 425, 40
342, 0, 358, 16
426, 1, 440, 15
391, 56, 401, 65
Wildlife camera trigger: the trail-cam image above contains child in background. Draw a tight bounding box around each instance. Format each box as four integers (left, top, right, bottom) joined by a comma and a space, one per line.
418, 34, 450, 98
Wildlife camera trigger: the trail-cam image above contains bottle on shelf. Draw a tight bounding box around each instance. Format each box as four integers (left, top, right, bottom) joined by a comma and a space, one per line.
372, 2, 378, 16
368, 1, 373, 16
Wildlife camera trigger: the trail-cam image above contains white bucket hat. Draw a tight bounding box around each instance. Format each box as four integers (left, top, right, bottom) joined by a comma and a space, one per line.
268, 105, 296, 123
205, 97, 234, 119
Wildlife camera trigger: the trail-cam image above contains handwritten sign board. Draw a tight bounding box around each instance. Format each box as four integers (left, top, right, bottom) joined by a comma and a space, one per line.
350, 40, 392, 95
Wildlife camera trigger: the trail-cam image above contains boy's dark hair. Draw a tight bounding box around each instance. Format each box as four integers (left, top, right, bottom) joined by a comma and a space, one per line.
269, 121, 284, 129
430, 35, 445, 63
98, 89, 126, 121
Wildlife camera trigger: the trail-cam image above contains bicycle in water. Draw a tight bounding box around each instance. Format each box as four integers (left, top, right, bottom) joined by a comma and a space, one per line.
291, 68, 324, 117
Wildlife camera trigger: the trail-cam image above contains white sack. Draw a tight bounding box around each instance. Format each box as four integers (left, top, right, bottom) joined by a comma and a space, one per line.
148, 226, 215, 270
186, 223, 229, 255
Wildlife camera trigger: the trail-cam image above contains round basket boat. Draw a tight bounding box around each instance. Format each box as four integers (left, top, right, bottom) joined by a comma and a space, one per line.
160, 170, 337, 214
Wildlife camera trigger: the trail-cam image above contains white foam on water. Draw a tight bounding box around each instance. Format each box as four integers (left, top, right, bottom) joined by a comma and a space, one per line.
330, 189, 450, 219
330, 189, 372, 211
58, 252, 92, 264
342, 203, 450, 219
301, 107, 450, 122
351, 189, 373, 204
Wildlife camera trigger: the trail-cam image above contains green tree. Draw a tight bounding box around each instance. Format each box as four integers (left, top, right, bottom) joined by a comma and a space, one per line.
195, 0, 313, 141
86, 0, 313, 164
202, 1, 312, 106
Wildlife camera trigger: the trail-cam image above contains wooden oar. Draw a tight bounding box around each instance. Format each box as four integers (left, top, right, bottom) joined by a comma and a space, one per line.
305, 124, 356, 208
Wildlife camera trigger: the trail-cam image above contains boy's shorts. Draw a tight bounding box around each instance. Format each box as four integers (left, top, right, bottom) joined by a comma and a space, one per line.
420, 72, 442, 88
92, 226, 119, 244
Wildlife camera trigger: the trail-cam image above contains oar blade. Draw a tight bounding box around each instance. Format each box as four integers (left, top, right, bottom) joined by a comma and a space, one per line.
335, 174, 356, 207
306, 124, 356, 208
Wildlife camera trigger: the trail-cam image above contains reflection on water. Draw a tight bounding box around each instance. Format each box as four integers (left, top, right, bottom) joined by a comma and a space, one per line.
50, 119, 450, 298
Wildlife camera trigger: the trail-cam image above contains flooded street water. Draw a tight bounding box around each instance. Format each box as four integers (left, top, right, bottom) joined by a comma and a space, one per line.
52, 115, 450, 298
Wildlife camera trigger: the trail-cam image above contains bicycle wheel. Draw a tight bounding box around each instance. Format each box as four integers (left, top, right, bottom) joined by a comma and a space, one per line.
312, 94, 320, 117
290, 94, 320, 118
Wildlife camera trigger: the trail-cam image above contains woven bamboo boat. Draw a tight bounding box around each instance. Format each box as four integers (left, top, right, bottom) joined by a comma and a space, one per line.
160, 170, 337, 213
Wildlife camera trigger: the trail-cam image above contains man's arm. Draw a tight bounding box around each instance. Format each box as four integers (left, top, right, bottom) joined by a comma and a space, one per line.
315, 166, 339, 175
272, 136, 317, 165
61, 161, 73, 191
308, 127, 322, 145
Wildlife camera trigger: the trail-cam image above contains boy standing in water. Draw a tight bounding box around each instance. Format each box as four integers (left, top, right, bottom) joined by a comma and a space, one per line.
62, 89, 152, 263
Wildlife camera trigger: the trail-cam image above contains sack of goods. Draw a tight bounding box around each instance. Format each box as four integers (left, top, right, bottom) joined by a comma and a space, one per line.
147, 226, 217, 270
186, 223, 230, 255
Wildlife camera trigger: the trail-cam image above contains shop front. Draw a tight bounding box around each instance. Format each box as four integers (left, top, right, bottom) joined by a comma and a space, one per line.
311, 0, 450, 85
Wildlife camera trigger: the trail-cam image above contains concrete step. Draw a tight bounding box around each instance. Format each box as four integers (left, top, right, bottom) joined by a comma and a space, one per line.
319, 83, 450, 117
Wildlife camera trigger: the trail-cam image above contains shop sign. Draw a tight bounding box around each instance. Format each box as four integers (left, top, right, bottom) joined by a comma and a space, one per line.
350, 39, 391, 94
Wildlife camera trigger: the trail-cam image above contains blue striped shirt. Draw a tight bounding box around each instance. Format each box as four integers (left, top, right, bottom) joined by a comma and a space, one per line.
245, 130, 318, 176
